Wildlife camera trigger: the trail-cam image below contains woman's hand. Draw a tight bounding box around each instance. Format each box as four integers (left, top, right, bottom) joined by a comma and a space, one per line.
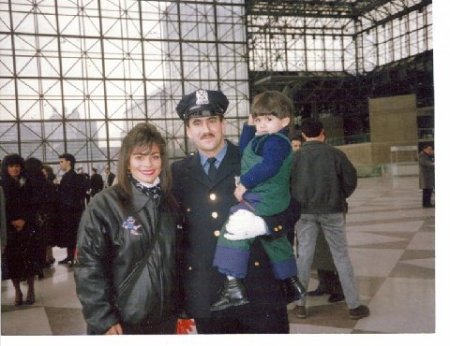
105, 323, 123, 335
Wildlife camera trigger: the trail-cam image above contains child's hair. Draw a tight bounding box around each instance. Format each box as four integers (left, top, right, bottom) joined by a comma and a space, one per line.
251, 90, 294, 120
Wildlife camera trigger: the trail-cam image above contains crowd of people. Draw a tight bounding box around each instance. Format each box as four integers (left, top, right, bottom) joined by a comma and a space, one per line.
1, 88, 434, 335
0, 154, 118, 304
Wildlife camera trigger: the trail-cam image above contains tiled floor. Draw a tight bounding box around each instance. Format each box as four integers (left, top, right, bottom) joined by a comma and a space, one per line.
0, 175, 439, 339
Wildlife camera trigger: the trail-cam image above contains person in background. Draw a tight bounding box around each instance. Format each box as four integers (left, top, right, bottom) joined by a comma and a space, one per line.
41, 165, 58, 266
1, 185, 7, 280
290, 135, 302, 152
285, 135, 302, 246
291, 118, 369, 320
307, 232, 345, 304
74, 123, 180, 335
77, 167, 91, 204
289, 134, 344, 305
1, 154, 39, 305
104, 165, 116, 188
57, 153, 86, 266
89, 167, 104, 198
23, 158, 59, 280
172, 88, 290, 334
418, 145, 434, 208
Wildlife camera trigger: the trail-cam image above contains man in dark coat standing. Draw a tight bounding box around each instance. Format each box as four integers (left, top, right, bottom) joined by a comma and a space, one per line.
419, 145, 434, 208
104, 165, 116, 188
171, 89, 289, 334
89, 168, 104, 198
57, 153, 86, 265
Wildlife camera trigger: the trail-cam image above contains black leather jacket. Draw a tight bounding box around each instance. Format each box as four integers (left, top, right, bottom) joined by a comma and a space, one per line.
74, 185, 179, 334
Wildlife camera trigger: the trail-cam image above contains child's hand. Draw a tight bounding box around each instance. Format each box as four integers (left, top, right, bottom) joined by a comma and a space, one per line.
233, 184, 247, 202
247, 114, 254, 126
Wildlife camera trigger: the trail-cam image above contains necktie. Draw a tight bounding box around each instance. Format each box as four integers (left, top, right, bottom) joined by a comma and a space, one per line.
207, 157, 218, 181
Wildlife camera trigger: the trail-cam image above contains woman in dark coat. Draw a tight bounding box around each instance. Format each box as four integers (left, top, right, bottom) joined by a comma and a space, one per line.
42, 164, 59, 265
23, 158, 59, 274
1, 154, 38, 305
74, 123, 180, 335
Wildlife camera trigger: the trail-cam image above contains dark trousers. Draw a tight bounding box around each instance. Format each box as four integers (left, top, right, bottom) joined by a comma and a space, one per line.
194, 307, 289, 334
422, 188, 433, 207
122, 315, 177, 335
317, 269, 343, 294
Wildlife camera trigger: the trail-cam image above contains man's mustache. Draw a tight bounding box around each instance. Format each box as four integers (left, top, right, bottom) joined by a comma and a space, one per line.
200, 133, 215, 140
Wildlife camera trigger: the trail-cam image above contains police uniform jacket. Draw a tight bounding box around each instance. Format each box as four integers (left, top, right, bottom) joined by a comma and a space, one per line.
74, 185, 178, 334
172, 141, 287, 318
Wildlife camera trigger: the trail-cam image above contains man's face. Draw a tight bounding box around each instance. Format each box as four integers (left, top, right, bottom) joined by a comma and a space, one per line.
59, 158, 71, 172
291, 139, 301, 152
186, 115, 226, 157
424, 146, 434, 156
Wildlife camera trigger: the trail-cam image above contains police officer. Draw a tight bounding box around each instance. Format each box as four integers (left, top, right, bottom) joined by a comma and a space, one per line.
171, 89, 290, 334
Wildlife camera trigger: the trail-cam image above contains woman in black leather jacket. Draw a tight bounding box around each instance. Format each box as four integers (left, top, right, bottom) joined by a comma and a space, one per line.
74, 123, 180, 335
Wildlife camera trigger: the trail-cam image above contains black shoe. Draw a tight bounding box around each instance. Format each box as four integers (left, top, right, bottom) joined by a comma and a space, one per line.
14, 293, 23, 306
328, 293, 345, 303
25, 294, 35, 305
283, 277, 307, 303
44, 258, 55, 267
349, 305, 370, 319
58, 257, 74, 265
211, 278, 250, 312
307, 287, 329, 296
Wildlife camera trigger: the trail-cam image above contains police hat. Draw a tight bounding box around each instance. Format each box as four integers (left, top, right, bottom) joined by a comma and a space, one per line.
176, 89, 229, 120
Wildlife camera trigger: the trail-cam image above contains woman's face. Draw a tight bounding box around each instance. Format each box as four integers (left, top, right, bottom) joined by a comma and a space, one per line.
128, 143, 162, 184
7, 164, 21, 180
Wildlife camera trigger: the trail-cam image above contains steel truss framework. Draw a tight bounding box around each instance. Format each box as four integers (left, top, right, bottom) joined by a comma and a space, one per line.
247, 0, 433, 142
0, 0, 249, 175
0, 0, 433, 174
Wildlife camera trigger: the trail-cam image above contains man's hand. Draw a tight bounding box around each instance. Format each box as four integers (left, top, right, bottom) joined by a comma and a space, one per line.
233, 184, 247, 202
105, 323, 123, 335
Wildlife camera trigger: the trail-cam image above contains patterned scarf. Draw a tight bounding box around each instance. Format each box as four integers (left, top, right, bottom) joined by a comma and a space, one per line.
129, 175, 162, 200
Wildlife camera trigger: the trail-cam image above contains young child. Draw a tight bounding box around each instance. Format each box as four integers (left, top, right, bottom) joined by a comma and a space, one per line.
211, 90, 306, 311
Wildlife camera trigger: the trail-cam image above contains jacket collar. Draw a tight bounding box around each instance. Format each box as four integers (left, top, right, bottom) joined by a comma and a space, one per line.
130, 183, 158, 212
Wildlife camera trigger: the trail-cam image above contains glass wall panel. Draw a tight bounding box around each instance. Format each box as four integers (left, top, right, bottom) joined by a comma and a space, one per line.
0, 0, 433, 173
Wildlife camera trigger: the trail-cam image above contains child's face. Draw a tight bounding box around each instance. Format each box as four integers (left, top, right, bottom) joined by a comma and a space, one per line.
254, 114, 290, 135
